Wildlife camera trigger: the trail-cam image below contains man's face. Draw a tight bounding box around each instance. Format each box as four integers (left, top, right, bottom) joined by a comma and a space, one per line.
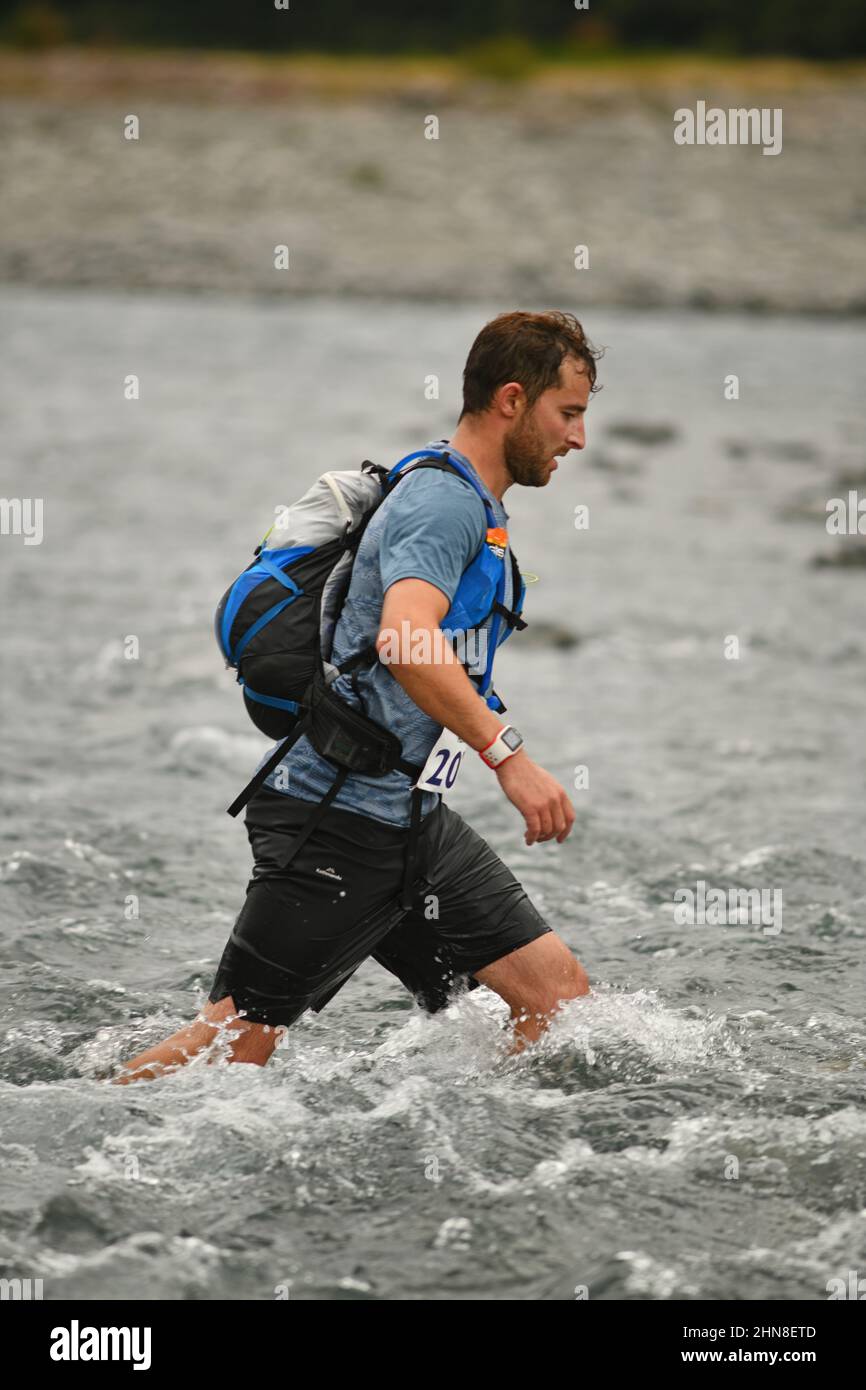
503, 357, 591, 487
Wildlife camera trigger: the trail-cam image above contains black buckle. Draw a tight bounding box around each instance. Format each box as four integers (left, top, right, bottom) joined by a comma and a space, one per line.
493, 600, 527, 631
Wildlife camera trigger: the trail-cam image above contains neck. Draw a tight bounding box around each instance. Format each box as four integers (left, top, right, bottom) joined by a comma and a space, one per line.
445, 420, 512, 503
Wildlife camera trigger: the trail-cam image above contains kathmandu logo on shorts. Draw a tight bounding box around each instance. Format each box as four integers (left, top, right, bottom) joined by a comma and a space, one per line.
315, 866, 343, 881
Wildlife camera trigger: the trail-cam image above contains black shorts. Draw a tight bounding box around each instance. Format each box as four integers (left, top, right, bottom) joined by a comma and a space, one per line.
207, 786, 551, 1027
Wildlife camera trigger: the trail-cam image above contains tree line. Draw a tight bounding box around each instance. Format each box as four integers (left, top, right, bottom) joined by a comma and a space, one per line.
1, 0, 863, 60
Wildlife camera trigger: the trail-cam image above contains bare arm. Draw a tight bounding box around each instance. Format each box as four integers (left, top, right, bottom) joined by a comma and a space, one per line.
377, 579, 575, 845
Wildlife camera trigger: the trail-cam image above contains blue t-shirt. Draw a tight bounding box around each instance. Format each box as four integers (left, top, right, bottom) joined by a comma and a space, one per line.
258, 440, 513, 826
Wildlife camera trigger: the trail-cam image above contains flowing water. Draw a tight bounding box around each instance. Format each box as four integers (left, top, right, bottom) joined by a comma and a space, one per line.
1, 287, 864, 1299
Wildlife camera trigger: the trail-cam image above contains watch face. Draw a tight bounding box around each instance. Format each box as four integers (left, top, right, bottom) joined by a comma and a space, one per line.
502, 727, 523, 751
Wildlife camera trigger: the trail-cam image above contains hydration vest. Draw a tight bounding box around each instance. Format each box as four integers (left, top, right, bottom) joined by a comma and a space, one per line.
387, 450, 527, 708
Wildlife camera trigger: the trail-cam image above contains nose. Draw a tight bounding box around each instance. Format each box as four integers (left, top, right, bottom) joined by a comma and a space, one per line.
565, 420, 585, 451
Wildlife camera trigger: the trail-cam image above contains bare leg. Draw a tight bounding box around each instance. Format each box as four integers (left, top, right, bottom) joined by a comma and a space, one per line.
473, 932, 590, 1053
112, 995, 285, 1085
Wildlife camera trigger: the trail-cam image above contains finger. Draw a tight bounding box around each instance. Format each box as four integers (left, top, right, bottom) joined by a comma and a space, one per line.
557, 797, 576, 842
541, 806, 565, 843
524, 811, 541, 846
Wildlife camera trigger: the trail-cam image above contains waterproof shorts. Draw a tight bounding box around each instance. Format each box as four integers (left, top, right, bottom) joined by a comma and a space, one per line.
208, 785, 551, 1027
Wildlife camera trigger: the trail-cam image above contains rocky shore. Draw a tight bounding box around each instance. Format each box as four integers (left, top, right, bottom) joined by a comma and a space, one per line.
1, 49, 864, 312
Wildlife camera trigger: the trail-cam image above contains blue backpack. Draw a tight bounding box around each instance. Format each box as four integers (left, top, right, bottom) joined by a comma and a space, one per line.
216, 450, 526, 738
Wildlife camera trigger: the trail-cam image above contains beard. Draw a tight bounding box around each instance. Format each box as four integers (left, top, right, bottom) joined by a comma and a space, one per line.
503, 413, 553, 487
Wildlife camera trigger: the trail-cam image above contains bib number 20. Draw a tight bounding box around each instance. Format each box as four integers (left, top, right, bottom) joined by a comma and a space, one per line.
415, 728, 466, 794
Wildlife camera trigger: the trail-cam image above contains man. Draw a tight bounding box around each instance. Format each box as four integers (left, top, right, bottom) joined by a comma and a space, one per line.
115, 309, 597, 1084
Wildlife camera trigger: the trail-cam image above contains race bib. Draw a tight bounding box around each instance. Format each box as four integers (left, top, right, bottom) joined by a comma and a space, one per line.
414, 726, 466, 794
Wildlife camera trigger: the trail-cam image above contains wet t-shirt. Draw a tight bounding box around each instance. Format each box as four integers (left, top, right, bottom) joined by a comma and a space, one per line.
257, 441, 512, 827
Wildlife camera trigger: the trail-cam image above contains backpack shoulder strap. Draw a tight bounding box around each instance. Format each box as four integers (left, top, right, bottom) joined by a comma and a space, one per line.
385, 449, 498, 526
492, 546, 527, 631
383, 452, 463, 492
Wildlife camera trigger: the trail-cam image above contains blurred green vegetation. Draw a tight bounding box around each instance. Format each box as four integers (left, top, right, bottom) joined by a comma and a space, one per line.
0, 0, 864, 59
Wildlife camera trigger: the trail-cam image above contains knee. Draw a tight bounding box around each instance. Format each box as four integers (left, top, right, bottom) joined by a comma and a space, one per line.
518, 959, 590, 1020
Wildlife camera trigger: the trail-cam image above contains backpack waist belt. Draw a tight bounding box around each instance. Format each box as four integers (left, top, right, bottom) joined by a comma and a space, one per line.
227, 664, 425, 911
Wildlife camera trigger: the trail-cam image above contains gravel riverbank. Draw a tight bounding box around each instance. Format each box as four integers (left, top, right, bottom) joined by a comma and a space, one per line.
1, 49, 864, 312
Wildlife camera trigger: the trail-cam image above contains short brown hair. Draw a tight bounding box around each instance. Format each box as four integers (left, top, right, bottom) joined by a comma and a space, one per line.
460, 310, 601, 419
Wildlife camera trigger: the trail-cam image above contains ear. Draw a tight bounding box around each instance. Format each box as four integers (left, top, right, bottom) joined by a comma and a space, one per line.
497, 381, 525, 417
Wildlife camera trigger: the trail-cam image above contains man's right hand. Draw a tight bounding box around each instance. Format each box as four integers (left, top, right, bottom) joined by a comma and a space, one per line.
494, 750, 576, 845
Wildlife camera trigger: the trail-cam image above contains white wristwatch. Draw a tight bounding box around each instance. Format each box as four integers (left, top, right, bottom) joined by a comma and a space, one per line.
479, 725, 524, 769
